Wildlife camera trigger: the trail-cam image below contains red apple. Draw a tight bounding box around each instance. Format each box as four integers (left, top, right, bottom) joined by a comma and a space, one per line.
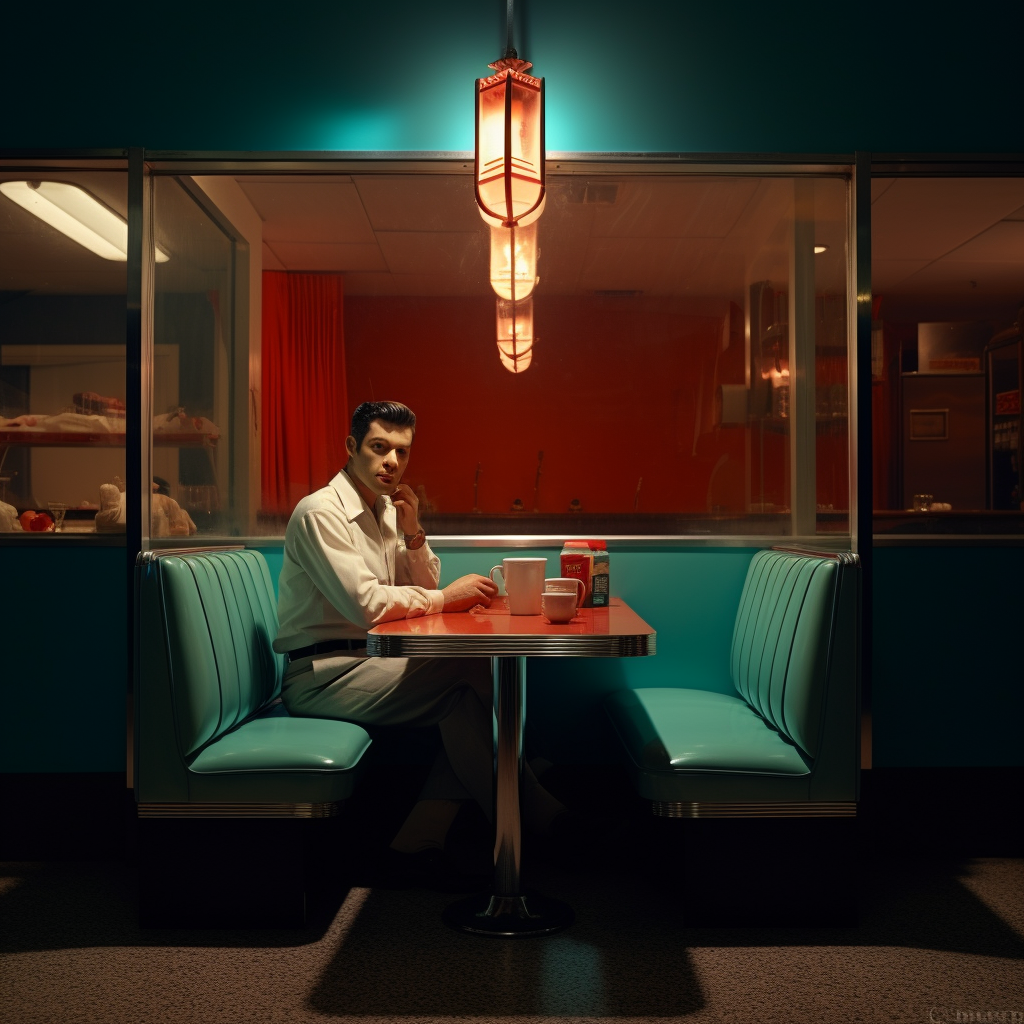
19, 510, 37, 530
28, 512, 53, 531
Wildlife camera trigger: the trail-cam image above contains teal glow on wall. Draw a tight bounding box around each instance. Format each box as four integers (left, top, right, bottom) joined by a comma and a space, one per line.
3, 1, 1023, 154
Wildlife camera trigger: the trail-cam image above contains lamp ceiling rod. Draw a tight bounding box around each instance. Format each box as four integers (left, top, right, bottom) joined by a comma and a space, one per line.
505, 0, 516, 58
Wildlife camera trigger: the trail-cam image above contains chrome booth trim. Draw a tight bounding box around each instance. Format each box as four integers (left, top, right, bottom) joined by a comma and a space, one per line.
137, 802, 341, 819
366, 633, 655, 658
652, 801, 857, 818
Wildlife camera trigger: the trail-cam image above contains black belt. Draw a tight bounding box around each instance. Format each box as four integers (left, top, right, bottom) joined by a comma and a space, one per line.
286, 639, 366, 661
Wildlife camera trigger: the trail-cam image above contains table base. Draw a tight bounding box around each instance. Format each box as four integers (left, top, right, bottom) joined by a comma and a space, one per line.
443, 891, 574, 937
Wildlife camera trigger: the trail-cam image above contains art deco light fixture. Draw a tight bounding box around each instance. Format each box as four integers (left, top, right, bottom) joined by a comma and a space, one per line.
496, 297, 533, 373
489, 220, 538, 301
477, 1, 548, 372
476, 0, 544, 373
0, 180, 169, 262
474, 39, 545, 229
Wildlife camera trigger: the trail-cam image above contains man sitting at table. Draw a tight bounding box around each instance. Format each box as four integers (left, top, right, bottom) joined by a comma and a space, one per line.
273, 399, 565, 880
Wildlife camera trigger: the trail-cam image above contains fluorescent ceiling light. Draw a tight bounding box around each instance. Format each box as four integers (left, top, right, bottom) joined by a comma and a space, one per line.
0, 181, 169, 262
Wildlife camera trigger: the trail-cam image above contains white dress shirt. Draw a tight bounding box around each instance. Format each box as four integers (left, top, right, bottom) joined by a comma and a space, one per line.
274, 469, 444, 652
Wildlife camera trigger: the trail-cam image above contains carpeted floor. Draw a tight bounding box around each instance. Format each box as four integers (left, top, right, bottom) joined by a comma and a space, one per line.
1, 852, 1021, 1024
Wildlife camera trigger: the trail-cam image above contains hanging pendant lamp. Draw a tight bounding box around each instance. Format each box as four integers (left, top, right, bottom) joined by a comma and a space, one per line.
489, 220, 538, 301
478, 0, 543, 373
496, 296, 534, 373
474, 1, 545, 230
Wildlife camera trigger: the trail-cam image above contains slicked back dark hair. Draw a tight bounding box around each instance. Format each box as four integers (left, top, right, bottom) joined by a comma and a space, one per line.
349, 400, 417, 448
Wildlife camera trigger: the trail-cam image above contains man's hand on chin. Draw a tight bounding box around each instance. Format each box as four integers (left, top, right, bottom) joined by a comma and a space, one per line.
390, 483, 421, 536
441, 574, 499, 612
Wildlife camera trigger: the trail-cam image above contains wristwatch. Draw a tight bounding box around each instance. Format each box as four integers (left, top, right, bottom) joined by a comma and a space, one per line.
404, 528, 427, 550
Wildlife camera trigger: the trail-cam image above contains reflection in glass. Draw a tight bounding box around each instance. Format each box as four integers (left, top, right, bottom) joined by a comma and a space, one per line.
0, 168, 128, 536
333, 171, 852, 537
164, 168, 854, 540
152, 176, 249, 541
0, 181, 169, 263
871, 177, 1024, 528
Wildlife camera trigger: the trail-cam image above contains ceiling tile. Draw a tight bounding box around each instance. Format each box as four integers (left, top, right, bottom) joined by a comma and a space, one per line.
899, 258, 1024, 294
262, 242, 285, 271
872, 178, 1024, 260
589, 178, 761, 239
269, 241, 387, 272
871, 179, 896, 203
946, 220, 1024, 262
873, 259, 933, 292
354, 175, 482, 233
376, 231, 485, 276
237, 181, 376, 244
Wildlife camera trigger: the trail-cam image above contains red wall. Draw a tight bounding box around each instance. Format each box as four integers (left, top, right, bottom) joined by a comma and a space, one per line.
343, 294, 777, 515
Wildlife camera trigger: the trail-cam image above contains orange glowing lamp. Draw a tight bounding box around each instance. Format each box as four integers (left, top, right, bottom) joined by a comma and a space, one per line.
475, 55, 545, 229
490, 221, 538, 301
496, 297, 534, 373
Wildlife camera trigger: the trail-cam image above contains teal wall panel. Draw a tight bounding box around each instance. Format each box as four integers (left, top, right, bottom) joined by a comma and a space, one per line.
3, 2, 1023, 153
0, 546, 128, 773
4, 542, 1021, 771
871, 546, 1024, 768
246, 542, 1024, 767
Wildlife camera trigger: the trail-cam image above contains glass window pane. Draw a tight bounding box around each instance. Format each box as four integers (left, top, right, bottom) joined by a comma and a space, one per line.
150, 165, 852, 544
0, 168, 128, 538
337, 170, 851, 539
151, 176, 251, 540
871, 176, 1024, 532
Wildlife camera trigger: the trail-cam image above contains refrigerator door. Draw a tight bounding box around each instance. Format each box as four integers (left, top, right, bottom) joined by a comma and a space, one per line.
902, 373, 986, 510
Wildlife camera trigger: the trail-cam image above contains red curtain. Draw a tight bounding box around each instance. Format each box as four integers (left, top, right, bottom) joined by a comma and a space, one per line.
261, 272, 348, 515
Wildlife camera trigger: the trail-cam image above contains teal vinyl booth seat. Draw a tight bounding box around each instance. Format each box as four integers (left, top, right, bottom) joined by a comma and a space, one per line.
135, 547, 372, 813
134, 546, 374, 925
606, 548, 860, 816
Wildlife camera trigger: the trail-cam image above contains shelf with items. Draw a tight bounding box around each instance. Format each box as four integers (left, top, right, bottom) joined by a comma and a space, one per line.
0, 430, 218, 449
0, 428, 219, 537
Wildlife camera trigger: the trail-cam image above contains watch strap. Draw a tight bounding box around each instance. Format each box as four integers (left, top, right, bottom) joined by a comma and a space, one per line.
404, 528, 426, 550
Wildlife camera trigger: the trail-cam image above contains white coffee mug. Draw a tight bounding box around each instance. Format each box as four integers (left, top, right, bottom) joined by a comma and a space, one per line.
541, 590, 577, 624
544, 577, 586, 610
489, 557, 547, 615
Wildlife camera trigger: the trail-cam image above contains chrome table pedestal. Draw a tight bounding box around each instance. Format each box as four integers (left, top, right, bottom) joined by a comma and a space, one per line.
367, 598, 655, 938
442, 655, 573, 937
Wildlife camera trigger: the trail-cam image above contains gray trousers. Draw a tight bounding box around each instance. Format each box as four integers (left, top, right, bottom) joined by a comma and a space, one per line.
281, 652, 495, 816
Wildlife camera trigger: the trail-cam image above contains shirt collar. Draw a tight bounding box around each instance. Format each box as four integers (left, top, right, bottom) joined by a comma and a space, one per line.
330, 469, 392, 523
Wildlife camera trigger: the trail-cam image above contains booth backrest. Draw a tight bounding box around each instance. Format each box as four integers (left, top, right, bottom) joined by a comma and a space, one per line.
143, 548, 285, 763
730, 548, 840, 760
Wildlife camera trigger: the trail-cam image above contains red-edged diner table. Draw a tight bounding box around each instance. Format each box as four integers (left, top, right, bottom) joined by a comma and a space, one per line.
367, 596, 656, 937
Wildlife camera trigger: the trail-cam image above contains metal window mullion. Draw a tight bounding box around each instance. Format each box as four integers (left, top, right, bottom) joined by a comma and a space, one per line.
127, 149, 143, 648
789, 179, 816, 537
853, 152, 873, 715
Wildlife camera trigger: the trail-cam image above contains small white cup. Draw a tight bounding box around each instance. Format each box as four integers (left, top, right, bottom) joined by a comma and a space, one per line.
541, 590, 577, 624
490, 557, 547, 615
544, 577, 585, 610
